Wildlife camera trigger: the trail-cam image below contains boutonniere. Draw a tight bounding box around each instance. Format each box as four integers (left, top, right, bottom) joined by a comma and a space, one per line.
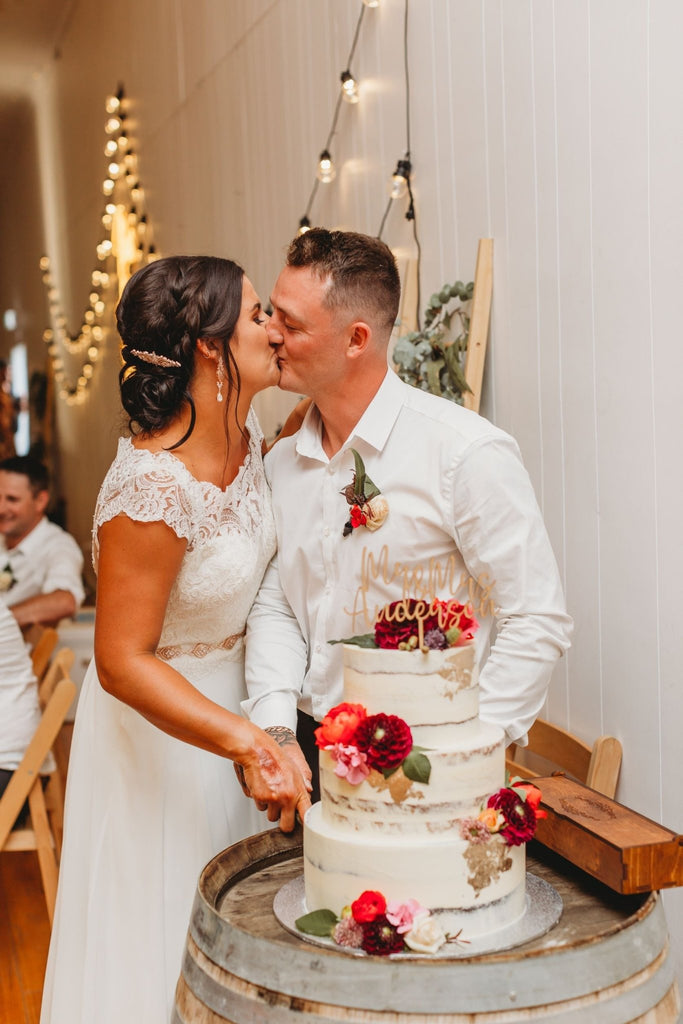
0, 562, 17, 593
341, 449, 389, 537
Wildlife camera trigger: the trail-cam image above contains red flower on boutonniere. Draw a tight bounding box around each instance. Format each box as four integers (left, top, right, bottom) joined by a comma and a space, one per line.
341, 449, 389, 537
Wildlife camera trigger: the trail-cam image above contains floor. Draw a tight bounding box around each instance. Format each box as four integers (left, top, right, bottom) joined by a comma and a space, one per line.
0, 724, 72, 1024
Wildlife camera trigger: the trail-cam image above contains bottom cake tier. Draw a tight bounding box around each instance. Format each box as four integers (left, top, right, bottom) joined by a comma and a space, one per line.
303, 803, 527, 940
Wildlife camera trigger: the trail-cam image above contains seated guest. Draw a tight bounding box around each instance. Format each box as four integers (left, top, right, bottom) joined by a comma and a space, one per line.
0, 456, 84, 628
0, 601, 53, 799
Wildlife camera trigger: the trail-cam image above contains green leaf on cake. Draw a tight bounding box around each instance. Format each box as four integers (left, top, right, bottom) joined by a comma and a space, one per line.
295, 908, 338, 936
328, 634, 377, 648
401, 750, 432, 785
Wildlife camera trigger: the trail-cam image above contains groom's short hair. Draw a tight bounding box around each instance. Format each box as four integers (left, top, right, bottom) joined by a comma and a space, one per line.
286, 228, 400, 339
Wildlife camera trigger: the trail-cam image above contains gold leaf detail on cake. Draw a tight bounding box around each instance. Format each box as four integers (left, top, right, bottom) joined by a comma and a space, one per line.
437, 662, 472, 692
463, 839, 512, 894
366, 766, 419, 804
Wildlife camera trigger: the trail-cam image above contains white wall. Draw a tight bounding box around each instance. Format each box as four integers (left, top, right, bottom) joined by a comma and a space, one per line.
6, 0, 681, 986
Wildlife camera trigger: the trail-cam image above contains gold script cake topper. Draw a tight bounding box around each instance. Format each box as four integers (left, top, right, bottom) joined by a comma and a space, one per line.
377, 596, 476, 652
344, 544, 497, 632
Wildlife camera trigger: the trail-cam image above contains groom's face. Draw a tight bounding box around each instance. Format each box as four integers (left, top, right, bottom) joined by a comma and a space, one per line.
267, 266, 352, 397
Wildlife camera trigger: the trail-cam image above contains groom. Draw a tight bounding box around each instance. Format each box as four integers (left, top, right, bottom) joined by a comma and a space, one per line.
244, 228, 572, 794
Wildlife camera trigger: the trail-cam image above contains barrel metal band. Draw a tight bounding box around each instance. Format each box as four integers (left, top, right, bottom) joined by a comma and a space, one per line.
156, 631, 245, 662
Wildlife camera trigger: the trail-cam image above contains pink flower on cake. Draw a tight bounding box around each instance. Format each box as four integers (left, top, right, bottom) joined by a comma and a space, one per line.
486, 787, 538, 846
460, 816, 493, 843
354, 712, 414, 772
351, 890, 387, 923
332, 918, 364, 948
314, 702, 367, 748
329, 743, 371, 784
386, 898, 426, 934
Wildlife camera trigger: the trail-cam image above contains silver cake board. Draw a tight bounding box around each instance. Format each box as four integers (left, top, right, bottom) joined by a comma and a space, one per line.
273, 872, 562, 959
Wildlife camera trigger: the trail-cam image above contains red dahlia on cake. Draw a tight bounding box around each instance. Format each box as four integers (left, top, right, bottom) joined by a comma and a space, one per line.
354, 713, 414, 771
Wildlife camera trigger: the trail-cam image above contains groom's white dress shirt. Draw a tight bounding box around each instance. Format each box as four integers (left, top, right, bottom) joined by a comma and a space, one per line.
244, 370, 572, 745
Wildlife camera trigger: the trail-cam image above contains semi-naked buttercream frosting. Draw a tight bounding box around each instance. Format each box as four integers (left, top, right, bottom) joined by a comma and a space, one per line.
303, 641, 527, 941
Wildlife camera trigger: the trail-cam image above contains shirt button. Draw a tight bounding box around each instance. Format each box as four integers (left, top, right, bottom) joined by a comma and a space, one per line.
323, 527, 330, 537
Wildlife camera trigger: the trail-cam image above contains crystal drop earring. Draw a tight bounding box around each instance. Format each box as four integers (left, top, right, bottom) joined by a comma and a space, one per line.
216, 355, 226, 403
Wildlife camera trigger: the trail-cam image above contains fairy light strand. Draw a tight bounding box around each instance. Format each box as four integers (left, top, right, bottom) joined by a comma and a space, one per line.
39, 85, 159, 404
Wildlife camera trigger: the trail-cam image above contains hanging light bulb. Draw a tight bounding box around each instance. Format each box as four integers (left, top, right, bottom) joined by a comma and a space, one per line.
105, 116, 121, 135
39, 255, 50, 272
88, 345, 99, 361
105, 93, 121, 114
104, 139, 118, 157
316, 149, 336, 184
102, 178, 115, 196
362, 0, 380, 6
340, 71, 360, 104
107, 161, 122, 178
298, 216, 311, 236
388, 157, 411, 199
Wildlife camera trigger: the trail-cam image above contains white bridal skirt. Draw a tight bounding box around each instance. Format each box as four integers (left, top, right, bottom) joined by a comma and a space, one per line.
40, 649, 265, 1024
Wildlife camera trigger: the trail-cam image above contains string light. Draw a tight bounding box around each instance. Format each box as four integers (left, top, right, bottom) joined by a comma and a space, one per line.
316, 149, 336, 184
296, 1, 375, 230
39, 84, 160, 403
340, 70, 360, 104
298, 216, 311, 236
376, 1, 422, 325
388, 157, 411, 199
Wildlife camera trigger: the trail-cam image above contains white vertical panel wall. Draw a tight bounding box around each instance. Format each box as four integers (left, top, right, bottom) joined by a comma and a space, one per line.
29, 0, 682, 982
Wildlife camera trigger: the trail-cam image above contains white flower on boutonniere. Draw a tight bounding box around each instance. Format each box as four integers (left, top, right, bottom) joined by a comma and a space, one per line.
341, 449, 388, 537
0, 562, 16, 592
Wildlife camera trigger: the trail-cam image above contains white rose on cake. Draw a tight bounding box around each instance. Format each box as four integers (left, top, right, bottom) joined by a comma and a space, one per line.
403, 912, 447, 954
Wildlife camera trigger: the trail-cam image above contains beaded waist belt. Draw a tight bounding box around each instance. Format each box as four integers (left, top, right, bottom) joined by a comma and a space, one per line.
156, 630, 245, 662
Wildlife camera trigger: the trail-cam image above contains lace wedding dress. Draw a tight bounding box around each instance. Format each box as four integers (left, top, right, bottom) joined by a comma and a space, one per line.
41, 410, 276, 1024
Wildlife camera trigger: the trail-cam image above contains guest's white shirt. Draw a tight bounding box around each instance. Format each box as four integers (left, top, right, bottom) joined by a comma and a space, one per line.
244, 371, 572, 745
0, 602, 53, 771
0, 516, 85, 611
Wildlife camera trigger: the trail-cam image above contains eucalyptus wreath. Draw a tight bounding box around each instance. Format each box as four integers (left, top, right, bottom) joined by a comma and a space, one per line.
393, 280, 474, 403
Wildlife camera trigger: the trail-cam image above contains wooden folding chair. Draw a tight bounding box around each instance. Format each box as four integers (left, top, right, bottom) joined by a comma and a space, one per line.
506, 718, 623, 799
28, 625, 60, 681
0, 651, 77, 924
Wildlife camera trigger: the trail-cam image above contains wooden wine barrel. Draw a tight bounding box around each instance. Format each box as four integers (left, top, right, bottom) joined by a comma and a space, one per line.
173, 828, 680, 1023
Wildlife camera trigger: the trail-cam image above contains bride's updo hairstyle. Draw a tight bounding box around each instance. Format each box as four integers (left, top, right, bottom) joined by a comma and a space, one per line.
117, 255, 244, 448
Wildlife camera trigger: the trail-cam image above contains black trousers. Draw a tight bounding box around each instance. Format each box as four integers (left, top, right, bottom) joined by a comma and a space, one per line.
296, 709, 321, 804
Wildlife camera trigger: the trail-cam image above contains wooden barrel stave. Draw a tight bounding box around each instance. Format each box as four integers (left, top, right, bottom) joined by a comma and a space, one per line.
174, 829, 681, 1023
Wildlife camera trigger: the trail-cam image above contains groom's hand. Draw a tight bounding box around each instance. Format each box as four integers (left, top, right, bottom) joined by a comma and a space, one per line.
265, 726, 313, 795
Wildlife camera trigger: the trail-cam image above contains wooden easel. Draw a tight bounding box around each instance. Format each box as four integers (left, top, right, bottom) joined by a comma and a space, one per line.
463, 237, 493, 414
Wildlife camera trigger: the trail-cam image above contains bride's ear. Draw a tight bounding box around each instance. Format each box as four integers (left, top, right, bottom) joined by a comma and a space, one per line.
195, 337, 219, 361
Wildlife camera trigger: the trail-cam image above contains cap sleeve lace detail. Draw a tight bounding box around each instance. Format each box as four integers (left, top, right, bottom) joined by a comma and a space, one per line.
92, 441, 196, 568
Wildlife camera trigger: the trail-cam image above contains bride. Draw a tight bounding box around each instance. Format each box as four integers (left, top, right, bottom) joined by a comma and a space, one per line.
41, 255, 311, 1023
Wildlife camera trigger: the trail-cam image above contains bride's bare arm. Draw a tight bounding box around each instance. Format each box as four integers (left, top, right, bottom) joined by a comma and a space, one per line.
94, 514, 310, 830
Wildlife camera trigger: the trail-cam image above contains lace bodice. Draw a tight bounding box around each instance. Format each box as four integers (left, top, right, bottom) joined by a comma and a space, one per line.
92, 409, 276, 660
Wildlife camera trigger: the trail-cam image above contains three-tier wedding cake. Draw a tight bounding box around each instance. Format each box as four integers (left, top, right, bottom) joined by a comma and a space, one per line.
298, 599, 542, 955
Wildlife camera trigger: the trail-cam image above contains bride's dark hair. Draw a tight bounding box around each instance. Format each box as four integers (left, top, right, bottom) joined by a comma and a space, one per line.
116, 255, 244, 448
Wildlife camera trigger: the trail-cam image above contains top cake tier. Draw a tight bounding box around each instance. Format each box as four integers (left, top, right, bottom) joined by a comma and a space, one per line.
343, 641, 479, 746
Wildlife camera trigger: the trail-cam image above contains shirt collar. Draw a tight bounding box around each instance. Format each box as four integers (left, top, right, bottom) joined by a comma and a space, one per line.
4, 517, 49, 558
295, 369, 405, 462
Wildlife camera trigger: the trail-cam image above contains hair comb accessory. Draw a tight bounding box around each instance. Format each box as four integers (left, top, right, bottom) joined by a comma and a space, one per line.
130, 349, 182, 368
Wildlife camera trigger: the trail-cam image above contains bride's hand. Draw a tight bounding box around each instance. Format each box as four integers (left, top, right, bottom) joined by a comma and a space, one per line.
239, 730, 311, 832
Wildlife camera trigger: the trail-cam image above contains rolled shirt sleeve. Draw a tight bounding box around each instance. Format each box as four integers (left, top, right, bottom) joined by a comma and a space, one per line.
447, 434, 573, 744
242, 554, 308, 733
